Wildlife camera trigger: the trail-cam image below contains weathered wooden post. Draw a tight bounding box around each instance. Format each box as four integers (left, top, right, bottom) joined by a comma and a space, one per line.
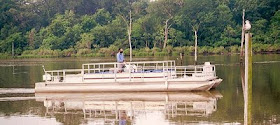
244, 33, 252, 125
12, 42, 14, 58
240, 9, 245, 60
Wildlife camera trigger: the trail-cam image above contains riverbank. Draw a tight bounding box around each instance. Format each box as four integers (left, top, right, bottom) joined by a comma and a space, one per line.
0, 44, 279, 59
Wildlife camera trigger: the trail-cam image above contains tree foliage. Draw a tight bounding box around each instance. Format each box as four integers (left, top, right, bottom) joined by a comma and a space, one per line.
0, 0, 279, 56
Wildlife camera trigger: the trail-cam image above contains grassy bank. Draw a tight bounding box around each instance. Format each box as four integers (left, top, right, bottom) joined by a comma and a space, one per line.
1, 44, 279, 59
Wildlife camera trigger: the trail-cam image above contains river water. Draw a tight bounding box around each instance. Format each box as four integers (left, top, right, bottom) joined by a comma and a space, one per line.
0, 54, 279, 125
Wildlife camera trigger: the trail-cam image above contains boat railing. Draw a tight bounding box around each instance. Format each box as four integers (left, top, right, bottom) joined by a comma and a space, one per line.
43, 60, 177, 82
82, 60, 176, 73
42, 61, 216, 83
82, 60, 177, 82
175, 64, 216, 78
43, 69, 84, 82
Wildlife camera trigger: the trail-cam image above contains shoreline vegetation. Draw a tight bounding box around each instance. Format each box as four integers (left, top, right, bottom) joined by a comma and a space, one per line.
0, 44, 279, 59
1, 0, 280, 59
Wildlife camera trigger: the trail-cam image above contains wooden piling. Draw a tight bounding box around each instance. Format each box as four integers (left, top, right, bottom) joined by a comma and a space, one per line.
244, 33, 252, 125
240, 9, 245, 60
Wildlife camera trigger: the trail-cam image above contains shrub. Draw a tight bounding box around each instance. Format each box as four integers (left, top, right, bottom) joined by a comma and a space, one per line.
124, 48, 130, 56
135, 52, 149, 57
0, 53, 10, 59
154, 52, 168, 57
152, 47, 161, 54
108, 45, 118, 52
252, 43, 280, 53
229, 45, 239, 53
77, 49, 92, 56
98, 47, 112, 56
198, 46, 209, 54
212, 46, 225, 54
172, 52, 180, 56
184, 46, 195, 55
62, 48, 76, 57
138, 47, 151, 53
174, 47, 184, 53
162, 45, 173, 55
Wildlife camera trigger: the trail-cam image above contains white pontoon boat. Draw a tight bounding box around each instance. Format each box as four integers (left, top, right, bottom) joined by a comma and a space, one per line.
35, 60, 222, 92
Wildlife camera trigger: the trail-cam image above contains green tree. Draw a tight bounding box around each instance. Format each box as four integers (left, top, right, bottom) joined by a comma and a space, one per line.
147, 0, 180, 48
75, 33, 94, 49
93, 9, 112, 26
0, 32, 27, 55
80, 15, 97, 32
269, 10, 280, 44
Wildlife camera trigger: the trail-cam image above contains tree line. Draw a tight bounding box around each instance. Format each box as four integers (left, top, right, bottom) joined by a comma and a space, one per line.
0, 0, 279, 57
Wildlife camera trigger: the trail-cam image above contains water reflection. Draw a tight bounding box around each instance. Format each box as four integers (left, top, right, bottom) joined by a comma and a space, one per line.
35, 91, 222, 124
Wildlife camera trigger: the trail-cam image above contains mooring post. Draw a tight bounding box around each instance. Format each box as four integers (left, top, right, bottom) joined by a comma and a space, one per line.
240, 9, 245, 60
244, 33, 252, 125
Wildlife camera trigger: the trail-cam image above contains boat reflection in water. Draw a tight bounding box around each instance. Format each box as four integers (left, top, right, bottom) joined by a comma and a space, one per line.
35, 91, 222, 124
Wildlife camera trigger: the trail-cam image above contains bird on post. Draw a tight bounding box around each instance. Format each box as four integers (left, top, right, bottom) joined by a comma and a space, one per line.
244, 20, 251, 31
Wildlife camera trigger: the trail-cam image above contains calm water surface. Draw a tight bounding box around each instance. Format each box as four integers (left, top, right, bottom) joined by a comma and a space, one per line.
0, 54, 279, 125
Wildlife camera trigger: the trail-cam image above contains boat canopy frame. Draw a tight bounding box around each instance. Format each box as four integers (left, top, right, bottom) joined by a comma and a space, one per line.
42, 60, 216, 83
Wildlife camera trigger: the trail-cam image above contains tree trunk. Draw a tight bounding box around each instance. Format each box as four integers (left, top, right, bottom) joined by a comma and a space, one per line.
12, 42, 14, 57
194, 30, 198, 65
163, 19, 169, 49
128, 10, 132, 62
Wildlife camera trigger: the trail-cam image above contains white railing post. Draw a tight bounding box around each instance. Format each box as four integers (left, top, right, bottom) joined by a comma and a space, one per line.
114, 63, 116, 82
129, 62, 131, 81
51, 72, 54, 81
163, 62, 165, 79
63, 70, 65, 82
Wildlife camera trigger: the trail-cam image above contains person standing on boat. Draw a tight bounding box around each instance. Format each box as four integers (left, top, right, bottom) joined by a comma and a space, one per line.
117, 48, 125, 73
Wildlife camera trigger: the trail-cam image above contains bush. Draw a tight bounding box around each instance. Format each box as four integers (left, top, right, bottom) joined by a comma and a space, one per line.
212, 46, 225, 54
229, 45, 239, 53
83, 53, 104, 57
172, 52, 180, 56
124, 48, 130, 56
108, 45, 118, 52
198, 46, 209, 54
22, 49, 63, 57
98, 47, 112, 56
62, 48, 76, 57
152, 47, 161, 54
252, 43, 280, 53
135, 52, 149, 57
184, 46, 195, 55
77, 49, 92, 56
138, 47, 151, 53
162, 45, 173, 55
174, 47, 185, 53
154, 52, 168, 57
0, 53, 10, 59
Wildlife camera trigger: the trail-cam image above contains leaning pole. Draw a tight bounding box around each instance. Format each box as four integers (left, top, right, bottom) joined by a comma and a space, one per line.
244, 33, 252, 125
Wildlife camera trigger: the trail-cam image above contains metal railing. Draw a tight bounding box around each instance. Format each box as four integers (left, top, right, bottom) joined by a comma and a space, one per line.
82, 60, 176, 82
42, 60, 216, 83
175, 65, 216, 78
43, 69, 84, 82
